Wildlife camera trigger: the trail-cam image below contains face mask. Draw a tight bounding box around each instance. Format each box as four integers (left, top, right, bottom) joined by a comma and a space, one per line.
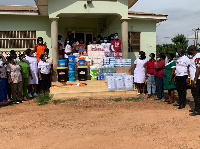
93, 41, 97, 44
111, 37, 114, 40
176, 52, 179, 57
45, 57, 48, 60
157, 58, 160, 61
22, 58, 26, 62
67, 41, 69, 44
149, 57, 151, 60
38, 41, 43, 44
165, 57, 169, 63
0, 59, 2, 62
32, 53, 34, 57
13, 59, 17, 63
187, 50, 192, 55
100, 40, 103, 43
138, 55, 141, 58
104, 40, 107, 43
115, 36, 119, 40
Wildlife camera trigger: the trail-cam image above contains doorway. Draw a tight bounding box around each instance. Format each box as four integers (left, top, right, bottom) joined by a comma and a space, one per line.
68, 32, 93, 45
75, 33, 84, 43
85, 33, 93, 45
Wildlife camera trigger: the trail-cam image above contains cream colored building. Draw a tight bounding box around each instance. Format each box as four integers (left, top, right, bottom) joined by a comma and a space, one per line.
0, 0, 167, 79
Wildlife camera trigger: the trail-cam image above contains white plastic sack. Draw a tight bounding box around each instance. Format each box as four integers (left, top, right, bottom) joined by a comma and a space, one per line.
124, 75, 133, 90
107, 76, 116, 91
115, 75, 125, 90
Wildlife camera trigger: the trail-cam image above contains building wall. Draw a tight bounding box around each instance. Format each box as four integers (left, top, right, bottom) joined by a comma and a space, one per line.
0, 15, 51, 57
58, 17, 105, 39
48, 0, 129, 19
101, 19, 157, 67
0, 14, 157, 69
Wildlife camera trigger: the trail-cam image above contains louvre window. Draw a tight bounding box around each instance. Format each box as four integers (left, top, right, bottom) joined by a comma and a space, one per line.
0, 31, 36, 49
128, 32, 140, 52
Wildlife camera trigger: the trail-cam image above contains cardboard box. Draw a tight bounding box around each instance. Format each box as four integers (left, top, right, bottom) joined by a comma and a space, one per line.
115, 67, 131, 75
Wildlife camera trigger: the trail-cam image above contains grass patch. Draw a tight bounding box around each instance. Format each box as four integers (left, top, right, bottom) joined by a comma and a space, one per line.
112, 97, 122, 102
68, 98, 79, 102
52, 99, 66, 105
125, 97, 141, 102
35, 93, 52, 106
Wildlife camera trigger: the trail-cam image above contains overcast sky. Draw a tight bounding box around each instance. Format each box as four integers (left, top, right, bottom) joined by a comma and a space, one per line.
130, 0, 200, 45
1, 0, 200, 45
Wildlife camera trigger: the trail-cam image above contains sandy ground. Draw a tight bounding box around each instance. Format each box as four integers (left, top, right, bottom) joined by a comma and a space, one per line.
0, 90, 200, 149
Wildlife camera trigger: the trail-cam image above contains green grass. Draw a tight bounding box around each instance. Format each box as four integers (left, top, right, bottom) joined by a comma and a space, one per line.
125, 97, 141, 102
112, 97, 122, 102
67, 98, 79, 104
35, 93, 52, 106
52, 99, 66, 105
68, 98, 79, 102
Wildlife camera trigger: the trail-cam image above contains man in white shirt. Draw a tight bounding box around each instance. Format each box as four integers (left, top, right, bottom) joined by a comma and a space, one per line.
188, 45, 200, 116
101, 37, 111, 57
175, 49, 191, 109
64, 38, 72, 64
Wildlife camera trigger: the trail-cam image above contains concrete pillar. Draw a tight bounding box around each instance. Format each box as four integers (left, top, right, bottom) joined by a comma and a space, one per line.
50, 18, 59, 81
121, 19, 128, 59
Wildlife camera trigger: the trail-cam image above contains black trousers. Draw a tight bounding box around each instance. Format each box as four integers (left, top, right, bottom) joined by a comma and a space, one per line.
191, 80, 200, 112
175, 75, 188, 106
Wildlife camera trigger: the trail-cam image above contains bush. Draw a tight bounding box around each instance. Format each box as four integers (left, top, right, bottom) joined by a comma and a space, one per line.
68, 98, 79, 102
35, 93, 52, 106
112, 97, 122, 102
52, 99, 66, 105
125, 97, 141, 102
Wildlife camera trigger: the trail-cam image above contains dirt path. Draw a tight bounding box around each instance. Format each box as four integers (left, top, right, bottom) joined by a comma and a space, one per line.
0, 91, 200, 149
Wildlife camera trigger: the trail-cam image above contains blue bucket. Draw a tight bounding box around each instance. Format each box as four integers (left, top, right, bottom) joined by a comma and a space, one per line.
58, 59, 66, 67
79, 58, 86, 66
68, 62, 75, 71
68, 55, 75, 63
68, 71, 75, 81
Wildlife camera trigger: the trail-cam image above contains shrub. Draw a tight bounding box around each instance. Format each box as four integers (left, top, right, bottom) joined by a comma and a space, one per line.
125, 97, 141, 102
35, 93, 52, 106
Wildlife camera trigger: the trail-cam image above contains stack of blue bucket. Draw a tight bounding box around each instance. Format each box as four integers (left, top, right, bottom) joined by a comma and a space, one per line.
58, 59, 68, 82
68, 55, 76, 81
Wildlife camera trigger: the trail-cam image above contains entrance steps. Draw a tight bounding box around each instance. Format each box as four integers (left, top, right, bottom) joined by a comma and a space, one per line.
50, 80, 137, 99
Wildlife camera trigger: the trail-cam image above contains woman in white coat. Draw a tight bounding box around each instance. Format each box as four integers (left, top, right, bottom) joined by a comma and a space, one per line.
25, 49, 39, 98
129, 51, 147, 94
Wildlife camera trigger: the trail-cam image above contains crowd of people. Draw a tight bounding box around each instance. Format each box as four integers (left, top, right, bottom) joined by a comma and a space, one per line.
0, 37, 52, 105
0, 33, 121, 106
59, 32, 122, 60
129, 45, 200, 116
1, 35, 200, 117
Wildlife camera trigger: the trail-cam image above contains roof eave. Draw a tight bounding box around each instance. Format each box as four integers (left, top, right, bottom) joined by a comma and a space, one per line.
0, 11, 39, 16
128, 14, 167, 23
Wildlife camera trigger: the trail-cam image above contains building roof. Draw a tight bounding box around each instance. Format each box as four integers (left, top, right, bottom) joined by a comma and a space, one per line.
128, 11, 167, 16
128, 11, 168, 23
0, 5, 168, 23
0, 5, 38, 15
0, 5, 38, 11
129, 0, 138, 8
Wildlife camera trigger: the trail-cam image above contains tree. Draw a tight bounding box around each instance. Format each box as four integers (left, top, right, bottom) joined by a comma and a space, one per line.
156, 44, 175, 56
171, 34, 189, 51
156, 34, 189, 56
